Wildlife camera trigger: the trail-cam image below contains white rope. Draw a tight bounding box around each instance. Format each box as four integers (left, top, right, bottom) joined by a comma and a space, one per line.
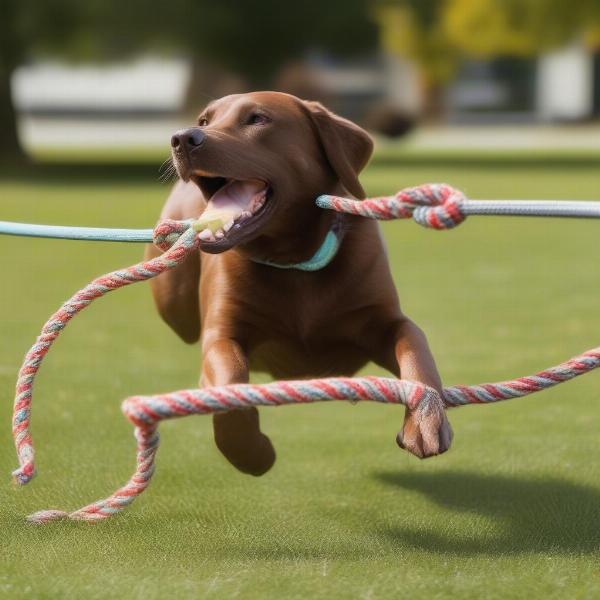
463, 200, 600, 219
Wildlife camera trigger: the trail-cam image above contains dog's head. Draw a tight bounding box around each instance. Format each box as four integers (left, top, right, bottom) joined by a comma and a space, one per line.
170, 91, 373, 253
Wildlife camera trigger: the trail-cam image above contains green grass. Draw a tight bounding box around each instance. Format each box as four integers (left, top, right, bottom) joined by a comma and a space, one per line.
1, 152, 600, 598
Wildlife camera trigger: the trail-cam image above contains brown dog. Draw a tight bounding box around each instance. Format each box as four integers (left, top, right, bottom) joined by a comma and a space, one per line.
146, 91, 452, 476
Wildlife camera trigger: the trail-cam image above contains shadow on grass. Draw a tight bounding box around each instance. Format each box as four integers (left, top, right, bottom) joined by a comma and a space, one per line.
374, 470, 600, 556
7, 470, 600, 562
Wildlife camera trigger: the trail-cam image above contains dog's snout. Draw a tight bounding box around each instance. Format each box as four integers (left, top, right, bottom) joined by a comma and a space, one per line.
171, 128, 206, 150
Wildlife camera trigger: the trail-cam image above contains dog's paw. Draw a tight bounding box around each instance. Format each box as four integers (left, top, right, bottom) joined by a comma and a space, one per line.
396, 391, 453, 459
213, 408, 276, 476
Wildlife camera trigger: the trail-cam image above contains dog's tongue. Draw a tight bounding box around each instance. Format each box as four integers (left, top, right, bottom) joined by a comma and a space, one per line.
201, 179, 266, 226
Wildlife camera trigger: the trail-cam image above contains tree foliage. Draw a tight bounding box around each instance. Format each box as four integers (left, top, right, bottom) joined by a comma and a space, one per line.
2, 0, 378, 156
443, 0, 598, 58
162, 0, 378, 84
7, 0, 378, 80
376, 0, 457, 85
376, 0, 600, 85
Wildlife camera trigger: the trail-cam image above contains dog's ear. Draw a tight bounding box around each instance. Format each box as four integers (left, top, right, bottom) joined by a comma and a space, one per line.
303, 101, 373, 199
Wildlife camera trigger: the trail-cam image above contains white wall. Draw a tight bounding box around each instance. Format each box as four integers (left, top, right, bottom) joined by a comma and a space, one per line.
383, 54, 422, 115
12, 57, 189, 112
537, 42, 593, 121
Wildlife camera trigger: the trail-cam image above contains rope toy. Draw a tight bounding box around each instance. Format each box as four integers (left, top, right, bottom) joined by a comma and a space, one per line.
317, 183, 467, 229
2, 184, 600, 242
11, 183, 600, 524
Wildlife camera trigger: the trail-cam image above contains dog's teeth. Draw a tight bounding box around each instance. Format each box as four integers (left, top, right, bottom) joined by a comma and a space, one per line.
214, 229, 225, 239
251, 197, 265, 212
223, 220, 234, 232
198, 229, 214, 241
240, 211, 252, 220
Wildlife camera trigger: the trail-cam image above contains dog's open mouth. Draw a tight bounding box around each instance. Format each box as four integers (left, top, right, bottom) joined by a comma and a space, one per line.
192, 174, 274, 252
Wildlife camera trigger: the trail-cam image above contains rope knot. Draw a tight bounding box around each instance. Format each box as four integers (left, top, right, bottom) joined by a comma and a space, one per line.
316, 183, 467, 230
152, 219, 193, 251
397, 184, 466, 230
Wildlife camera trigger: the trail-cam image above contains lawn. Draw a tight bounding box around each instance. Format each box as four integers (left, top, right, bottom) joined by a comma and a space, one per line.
1, 150, 600, 599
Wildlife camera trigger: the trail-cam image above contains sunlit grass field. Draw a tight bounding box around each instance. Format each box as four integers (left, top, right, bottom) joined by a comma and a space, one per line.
1, 150, 600, 598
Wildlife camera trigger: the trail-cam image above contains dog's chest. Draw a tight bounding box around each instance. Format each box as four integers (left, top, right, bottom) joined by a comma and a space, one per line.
248, 337, 369, 379
248, 271, 362, 336
245, 277, 373, 378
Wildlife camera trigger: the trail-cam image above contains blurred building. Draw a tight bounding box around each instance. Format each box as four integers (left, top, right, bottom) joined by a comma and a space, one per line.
12, 57, 189, 148
11, 40, 600, 150
16, 44, 600, 125
275, 42, 600, 125
448, 42, 600, 122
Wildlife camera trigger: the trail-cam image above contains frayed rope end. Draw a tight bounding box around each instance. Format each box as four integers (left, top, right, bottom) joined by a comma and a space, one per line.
12, 464, 35, 486
26, 508, 112, 524
26, 509, 70, 524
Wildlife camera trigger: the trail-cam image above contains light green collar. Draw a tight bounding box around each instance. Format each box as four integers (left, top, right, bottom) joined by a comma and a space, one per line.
250, 228, 341, 271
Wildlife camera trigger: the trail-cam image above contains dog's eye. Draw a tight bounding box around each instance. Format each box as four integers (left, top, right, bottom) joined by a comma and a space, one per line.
198, 117, 209, 127
248, 113, 270, 126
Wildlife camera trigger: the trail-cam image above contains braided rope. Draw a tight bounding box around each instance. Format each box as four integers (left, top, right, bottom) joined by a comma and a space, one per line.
11, 183, 600, 524
316, 183, 600, 228
316, 183, 468, 229
2, 184, 600, 245
12, 227, 199, 487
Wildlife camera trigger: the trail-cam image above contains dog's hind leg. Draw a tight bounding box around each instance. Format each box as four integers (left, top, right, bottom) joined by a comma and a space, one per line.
145, 180, 204, 344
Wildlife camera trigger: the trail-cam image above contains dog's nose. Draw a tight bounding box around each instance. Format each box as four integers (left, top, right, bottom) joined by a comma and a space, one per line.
171, 128, 206, 150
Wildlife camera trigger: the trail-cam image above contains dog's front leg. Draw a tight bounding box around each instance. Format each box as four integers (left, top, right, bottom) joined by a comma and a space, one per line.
202, 338, 276, 476
389, 319, 453, 458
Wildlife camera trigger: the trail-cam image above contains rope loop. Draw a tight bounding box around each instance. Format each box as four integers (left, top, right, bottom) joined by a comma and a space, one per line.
399, 184, 467, 230
316, 183, 467, 229
12, 225, 200, 493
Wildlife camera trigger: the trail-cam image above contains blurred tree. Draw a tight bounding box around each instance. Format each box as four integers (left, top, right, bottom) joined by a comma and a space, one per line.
2, 0, 145, 160
1, 0, 28, 161
164, 0, 378, 110
375, 0, 600, 117
443, 0, 596, 57
1, 0, 378, 158
169, 0, 377, 83
375, 1, 458, 117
